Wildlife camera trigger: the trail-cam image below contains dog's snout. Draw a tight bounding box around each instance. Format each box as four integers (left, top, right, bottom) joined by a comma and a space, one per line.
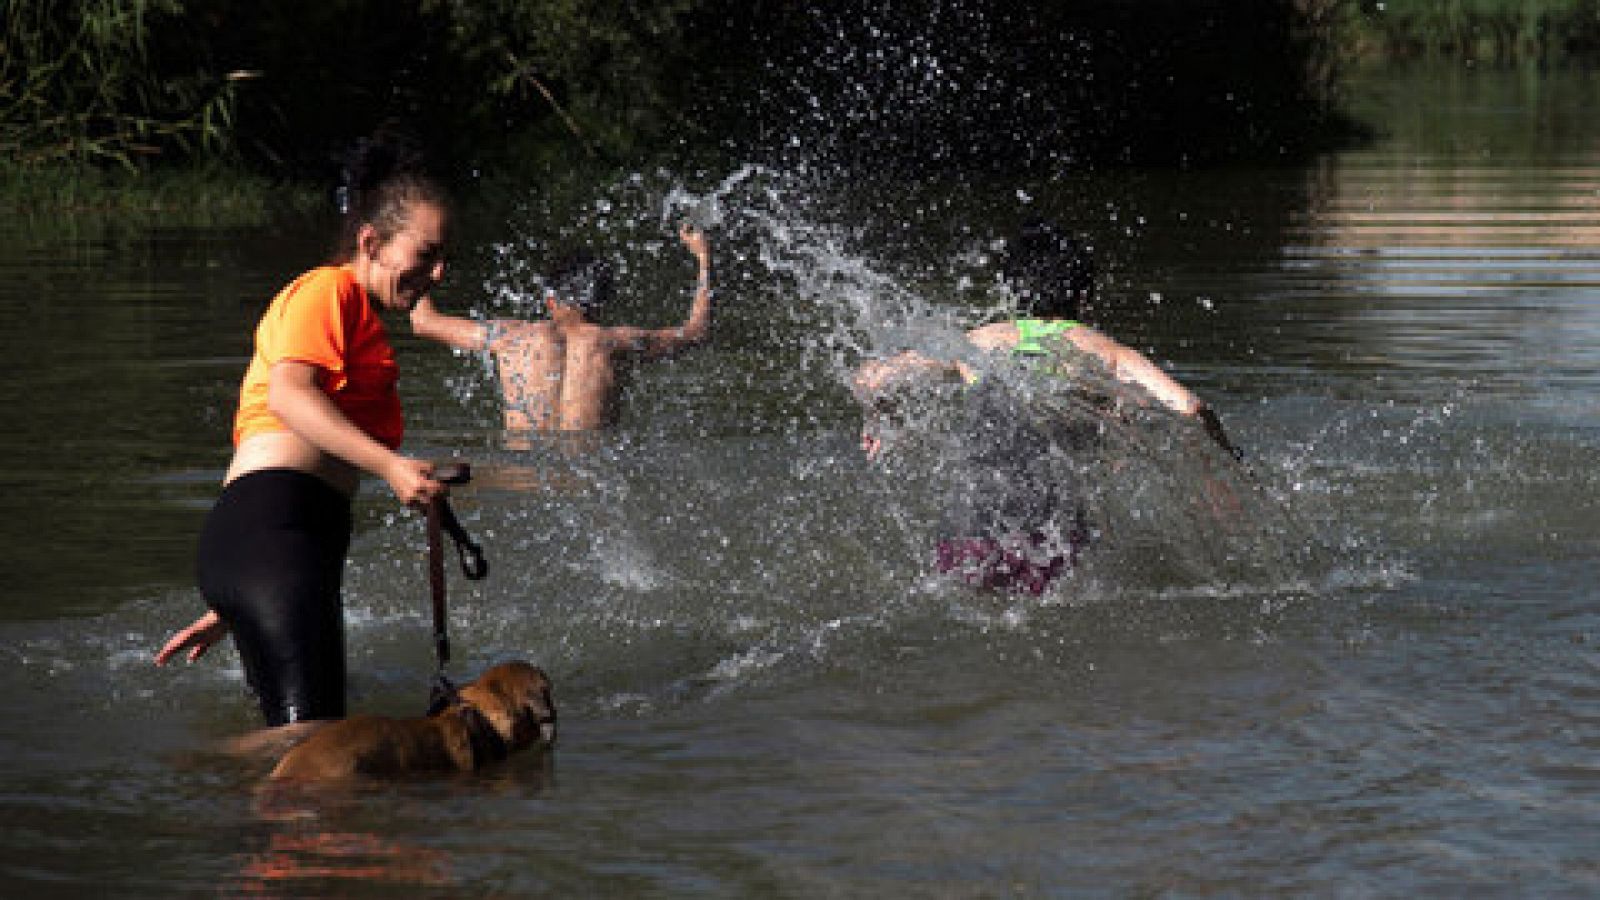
531, 689, 557, 745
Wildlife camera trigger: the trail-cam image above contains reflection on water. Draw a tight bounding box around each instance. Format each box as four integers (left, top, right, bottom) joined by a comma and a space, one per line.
229, 755, 558, 897
1283, 66, 1600, 409
2, 64, 1600, 895
234, 829, 453, 895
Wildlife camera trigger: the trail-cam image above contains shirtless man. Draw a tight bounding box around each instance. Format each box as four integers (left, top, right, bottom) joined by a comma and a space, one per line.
411, 224, 713, 430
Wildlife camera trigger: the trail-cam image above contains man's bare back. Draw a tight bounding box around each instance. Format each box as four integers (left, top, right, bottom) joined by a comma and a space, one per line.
492, 318, 632, 430
412, 224, 713, 432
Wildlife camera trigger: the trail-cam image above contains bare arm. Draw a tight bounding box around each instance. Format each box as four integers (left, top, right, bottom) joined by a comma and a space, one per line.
852, 352, 937, 461
153, 608, 228, 665
851, 349, 976, 460
1066, 326, 1201, 414
269, 361, 442, 506
853, 321, 1011, 401
852, 351, 975, 404
410, 295, 491, 352
1066, 327, 1242, 459
626, 223, 714, 359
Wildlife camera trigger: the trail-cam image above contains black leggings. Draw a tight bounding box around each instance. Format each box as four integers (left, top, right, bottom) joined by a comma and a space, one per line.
196, 469, 352, 726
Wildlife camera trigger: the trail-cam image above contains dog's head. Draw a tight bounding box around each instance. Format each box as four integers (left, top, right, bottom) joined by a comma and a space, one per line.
457, 661, 557, 750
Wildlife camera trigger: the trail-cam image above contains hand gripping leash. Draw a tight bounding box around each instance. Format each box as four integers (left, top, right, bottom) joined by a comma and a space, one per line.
426, 462, 489, 713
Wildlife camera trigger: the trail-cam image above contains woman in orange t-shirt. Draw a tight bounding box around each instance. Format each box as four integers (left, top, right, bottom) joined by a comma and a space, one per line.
154, 150, 453, 727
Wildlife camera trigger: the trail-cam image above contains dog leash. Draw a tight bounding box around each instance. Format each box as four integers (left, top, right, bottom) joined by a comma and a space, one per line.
426, 462, 489, 714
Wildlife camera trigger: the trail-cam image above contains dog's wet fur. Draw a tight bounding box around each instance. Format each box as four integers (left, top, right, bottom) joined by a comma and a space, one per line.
267, 661, 555, 781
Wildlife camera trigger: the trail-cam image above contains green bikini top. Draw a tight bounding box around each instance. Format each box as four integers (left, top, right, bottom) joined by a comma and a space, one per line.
1012, 318, 1082, 357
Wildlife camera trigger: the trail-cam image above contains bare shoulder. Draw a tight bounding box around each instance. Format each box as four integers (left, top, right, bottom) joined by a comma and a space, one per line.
541, 318, 608, 349
967, 321, 1019, 350
597, 322, 657, 353
490, 318, 555, 347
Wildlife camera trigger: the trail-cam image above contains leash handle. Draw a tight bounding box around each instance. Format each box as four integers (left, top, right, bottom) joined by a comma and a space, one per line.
430, 460, 488, 579
434, 461, 472, 485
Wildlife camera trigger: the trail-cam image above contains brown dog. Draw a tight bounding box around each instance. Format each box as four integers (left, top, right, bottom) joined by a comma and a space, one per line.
268, 661, 556, 781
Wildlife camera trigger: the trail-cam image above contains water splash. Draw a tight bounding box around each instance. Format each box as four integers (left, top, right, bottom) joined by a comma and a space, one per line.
447, 162, 1324, 614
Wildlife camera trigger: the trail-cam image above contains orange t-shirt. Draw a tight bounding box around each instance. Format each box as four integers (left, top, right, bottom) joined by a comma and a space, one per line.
232, 266, 404, 449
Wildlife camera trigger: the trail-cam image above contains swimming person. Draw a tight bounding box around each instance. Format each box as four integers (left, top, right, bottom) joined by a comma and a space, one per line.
410, 223, 715, 431
852, 221, 1241, 594
154, 137, 454, 726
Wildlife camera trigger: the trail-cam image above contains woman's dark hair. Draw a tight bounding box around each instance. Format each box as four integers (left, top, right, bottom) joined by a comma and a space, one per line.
1000, 219, 1096, 319
545, 248, 615, 315
332, 125, 449, 263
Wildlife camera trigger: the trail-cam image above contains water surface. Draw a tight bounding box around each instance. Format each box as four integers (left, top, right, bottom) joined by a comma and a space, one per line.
2, 64, 1598, 896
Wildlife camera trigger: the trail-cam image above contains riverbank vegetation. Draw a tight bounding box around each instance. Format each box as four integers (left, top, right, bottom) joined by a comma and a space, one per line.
3, 0, 1595, 220
1346, 0, 1600, 62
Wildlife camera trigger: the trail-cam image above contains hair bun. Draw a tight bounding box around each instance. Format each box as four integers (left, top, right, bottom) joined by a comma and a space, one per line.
336, 123, 426, 214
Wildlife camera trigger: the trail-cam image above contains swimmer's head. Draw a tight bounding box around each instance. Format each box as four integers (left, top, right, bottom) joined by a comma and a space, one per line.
544, 248, 614, 316
1000, 219, 1095, 319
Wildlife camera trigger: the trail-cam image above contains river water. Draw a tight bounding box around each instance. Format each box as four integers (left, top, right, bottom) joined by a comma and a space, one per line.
3, 64, 1599, 896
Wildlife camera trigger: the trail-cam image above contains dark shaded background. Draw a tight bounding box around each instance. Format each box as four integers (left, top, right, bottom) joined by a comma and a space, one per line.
5, 0, 1353, 183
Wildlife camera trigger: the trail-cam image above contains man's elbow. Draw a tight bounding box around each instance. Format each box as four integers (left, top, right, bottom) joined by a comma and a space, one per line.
680, 322, 711, 346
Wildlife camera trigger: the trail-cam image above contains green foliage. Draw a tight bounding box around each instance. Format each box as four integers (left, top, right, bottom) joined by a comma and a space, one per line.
15, 0, 1540, 211
98, 0, 720, 177
423, 0, 709, 158
0, 0, 241, 170
1294, 0, 1370, 107
1351, 0, 1600, 61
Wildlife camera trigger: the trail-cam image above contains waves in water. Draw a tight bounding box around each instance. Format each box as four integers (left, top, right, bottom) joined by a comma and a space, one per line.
8, 65, 1600, 896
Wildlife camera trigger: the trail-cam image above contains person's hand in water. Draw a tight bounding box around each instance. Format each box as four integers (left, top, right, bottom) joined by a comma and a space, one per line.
861, 423, 885, 460
1200, 472, 1245, 522
154, 608, 229, 665
852, 352, 974, 463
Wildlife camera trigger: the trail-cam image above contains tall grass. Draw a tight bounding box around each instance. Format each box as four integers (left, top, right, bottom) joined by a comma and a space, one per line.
1, 0, 240, 171
0, 162, 321, 229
